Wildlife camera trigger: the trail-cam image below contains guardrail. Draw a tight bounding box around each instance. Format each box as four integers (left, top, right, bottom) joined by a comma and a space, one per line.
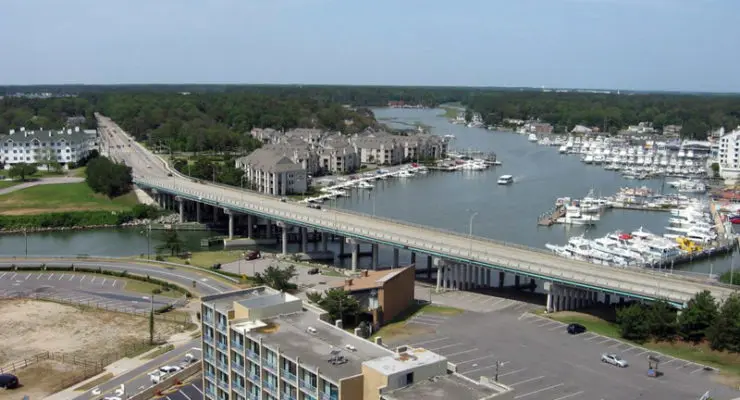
135, 178, 732, 305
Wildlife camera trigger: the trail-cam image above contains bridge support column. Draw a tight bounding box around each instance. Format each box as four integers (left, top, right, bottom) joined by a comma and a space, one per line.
266, 219, 273, 238
339, 237, 345, 256
196, 202, 201, 223
426, 256, 432, 279
351, 240, 359, 272
498, 271, 505, 289
410, 252, 416, 266
212, 206, 218, 224
435, 259, 445, 292
392, 248, 399, 268
227, 210, 234, 240
276, 222, 288, 255
177, 197, 184, 223
604, 293, 611, 305
371, 244, 379, 270
247, 215, 254, 238
444, 264, 451, 290
321, 231, 328, 252
514, 275, 521, 289
300, 227, 308, 253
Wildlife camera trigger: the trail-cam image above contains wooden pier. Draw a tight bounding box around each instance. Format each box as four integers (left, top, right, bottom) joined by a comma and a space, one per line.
538, 205, 566, 226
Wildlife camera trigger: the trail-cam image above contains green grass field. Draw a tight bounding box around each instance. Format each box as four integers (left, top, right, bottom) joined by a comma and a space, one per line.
371, 303, 463, 341
0, 182, 138, 215
164, 250, 245, 269
0, 181, 21, 190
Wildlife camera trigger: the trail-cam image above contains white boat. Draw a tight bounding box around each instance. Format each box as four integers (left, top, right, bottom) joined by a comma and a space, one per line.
583, 155, 594, 164
558, 145, 568, 153
590, 236, 646, 265
396, 170, 413, 178
556, 206, 600, 225
356, 181, 374, 189
497, 175, 514, 185
528, 133, 538, 142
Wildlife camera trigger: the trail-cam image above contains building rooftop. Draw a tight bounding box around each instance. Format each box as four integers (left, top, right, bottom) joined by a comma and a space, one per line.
204, 287, 284, 313
363, 346, 445, 376
2, 127, 92, 144
381, 374, 498, 400
332, 268, 410, 292
236, 148, 303, 173
252, 310, 392, 382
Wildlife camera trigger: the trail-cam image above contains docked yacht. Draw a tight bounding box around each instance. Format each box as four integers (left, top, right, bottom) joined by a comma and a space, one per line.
356, 181, 374, 189
556, 205, 600, 225
396, 170, 414, 179
528, 133, 538, 142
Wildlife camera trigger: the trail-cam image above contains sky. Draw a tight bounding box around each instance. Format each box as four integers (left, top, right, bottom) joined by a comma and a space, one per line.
1, 0, 739, 92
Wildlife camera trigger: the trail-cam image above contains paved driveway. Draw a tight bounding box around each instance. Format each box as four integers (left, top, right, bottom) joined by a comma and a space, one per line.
389, 307, 739, 400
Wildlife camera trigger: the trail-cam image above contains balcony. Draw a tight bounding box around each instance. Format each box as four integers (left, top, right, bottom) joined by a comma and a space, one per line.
204, 336, 214, 345
232, 363, 245, 373
205, 385, 216, 397
233, 382, 246, 393
217, 342, 228, 352
217, 360, 229, 371
246, 392, 259, 400
204, 313, 213, 324
204, 353, 215, 363
233, 342, 245, 352
282, 393, 298, 400
321, 393, 339, 400
282, 371, 297, 383
300, 381, 317, 393
247, 371, 260, 383
217, 322, 228, 333
204, 371, 216, 381
263, 381, 277, 394
217, 379, 229, 391
247, 349, 260, 362
262, 359, 277, 372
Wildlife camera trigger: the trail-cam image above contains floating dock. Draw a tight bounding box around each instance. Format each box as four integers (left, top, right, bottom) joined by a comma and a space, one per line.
538, 205, 566, 226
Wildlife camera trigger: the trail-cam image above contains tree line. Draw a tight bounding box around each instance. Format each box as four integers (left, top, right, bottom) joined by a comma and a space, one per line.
617, 291, 740, 353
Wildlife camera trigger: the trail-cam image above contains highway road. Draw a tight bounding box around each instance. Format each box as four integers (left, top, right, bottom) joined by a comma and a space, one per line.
96, 114, 736, 306
0, 258, 235, 400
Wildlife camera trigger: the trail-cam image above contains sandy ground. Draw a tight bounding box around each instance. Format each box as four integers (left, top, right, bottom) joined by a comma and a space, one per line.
0, 299, 188, 366
0, 360, 86, 400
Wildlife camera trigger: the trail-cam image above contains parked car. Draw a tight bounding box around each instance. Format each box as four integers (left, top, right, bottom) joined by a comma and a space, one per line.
160, 365, 182, 374
245, 250, 261, 260
0, 373, 19, 389
601, 353, 628, 368
307, 203, 322, 210
567, 323, 586, 335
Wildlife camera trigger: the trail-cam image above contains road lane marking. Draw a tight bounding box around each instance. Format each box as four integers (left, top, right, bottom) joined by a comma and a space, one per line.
553, 390, 585, 400
444, 348, 478, 358
514, 383, 564, 399
427, 343, 464, 352
410, 337, 449, 346
509, 376, 545, 387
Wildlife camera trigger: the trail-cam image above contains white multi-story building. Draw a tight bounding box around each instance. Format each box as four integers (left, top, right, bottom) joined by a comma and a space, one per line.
1, 127, 98, 169
200, 287, 512, 400
235, 148, 308, 195
718, 127, 740, 183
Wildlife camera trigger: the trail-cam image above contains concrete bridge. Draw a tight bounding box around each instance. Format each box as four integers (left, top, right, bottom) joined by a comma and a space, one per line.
98, 114, 735, 311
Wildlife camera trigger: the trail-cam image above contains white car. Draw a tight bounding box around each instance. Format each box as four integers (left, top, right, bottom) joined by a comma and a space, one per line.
149, 370, 168, 384
159, 365, 182, 374
601, 353, 628, 368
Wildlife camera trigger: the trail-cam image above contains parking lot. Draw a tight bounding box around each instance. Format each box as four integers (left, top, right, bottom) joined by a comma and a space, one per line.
0, 271, 178, 312
162, 378, 204, 400
390, 306, 739, 400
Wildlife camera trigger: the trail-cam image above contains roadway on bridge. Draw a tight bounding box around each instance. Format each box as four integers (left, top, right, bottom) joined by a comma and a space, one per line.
0, 259, 234, 400
97, 114, 736, 306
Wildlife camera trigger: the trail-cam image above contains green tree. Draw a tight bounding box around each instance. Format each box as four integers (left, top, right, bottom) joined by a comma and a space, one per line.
156, 229, 184, 256
312, 288, 361, 325
711, 162, 720, 178
85, 156, 132, 197
8, 162, 38, 181
646, 299, 677, 341
719, 271, 739, 286
616, 303, 651, 342
253, 265, 297, 291
678, 290, 719, 342
707, 294, 740, 352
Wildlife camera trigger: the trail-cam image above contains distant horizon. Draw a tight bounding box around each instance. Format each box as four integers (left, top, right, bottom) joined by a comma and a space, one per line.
2, 83, 739, 97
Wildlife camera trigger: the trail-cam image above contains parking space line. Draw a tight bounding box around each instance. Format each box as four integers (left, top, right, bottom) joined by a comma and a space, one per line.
595, 337, 613, 344
24, 274, 30, 280
518, 313, 534, 321
514, 383, 564, 399
455, 354, 495, 365
680, 361, 692, 368
102, 278, 107, 285
636, 350, 650, 356
548, 324, 565, 331
690, 367, 706, 374
10, 273, 17, 280
497, 368, 526, 378
58, 274, 65, 280
180, 391, 192, 400
192, 384, 203, 395
90, 277, 96, 284
410, 337, 449, 347
0, 272, 7, 279
80, 276, 86, 283
553, 390, 585, 400
444, 348, 478, 358
428, 343, 464, 352
509, 376, 545, 387
112, 279, 118, 287
609, 342, 628, 349
662, 358, 677, 365
582, 334, 600, 341
36, 274, 43, 280
48, 273, 54, 280
622, 347, 640, 353
535, 320, 555, 328
461, 362, 505, 375
68, 275, 75, 281
492, 298, 507, 306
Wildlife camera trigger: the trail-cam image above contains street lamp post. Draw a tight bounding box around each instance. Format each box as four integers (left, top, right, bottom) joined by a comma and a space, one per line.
468, 211, 479, 258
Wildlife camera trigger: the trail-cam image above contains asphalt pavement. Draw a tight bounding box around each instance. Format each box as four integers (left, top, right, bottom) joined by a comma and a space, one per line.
389, 306, 740, 400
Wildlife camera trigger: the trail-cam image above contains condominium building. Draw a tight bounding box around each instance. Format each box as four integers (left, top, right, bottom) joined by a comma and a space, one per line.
200, 287, 512, 400
235, 149, 308, 196
1, 126, 98, 169
718, 127, 740, 183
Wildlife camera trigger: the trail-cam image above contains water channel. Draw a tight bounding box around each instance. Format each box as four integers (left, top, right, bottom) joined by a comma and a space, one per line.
0, 107, 733, 277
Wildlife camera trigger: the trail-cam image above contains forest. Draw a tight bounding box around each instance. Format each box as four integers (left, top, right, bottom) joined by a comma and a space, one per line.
2, 85, 740, 143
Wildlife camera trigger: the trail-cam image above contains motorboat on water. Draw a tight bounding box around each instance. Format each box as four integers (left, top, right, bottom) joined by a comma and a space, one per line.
497, 175, 514, 185
556, 205, 600, 225
528, 133, 538, 142
356, 181, 374, 189
396, 170, 414, 178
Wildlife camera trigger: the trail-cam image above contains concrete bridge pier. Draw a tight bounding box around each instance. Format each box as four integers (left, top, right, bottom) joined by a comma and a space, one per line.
276, 222, 288, 255
345, 238, 360, 272
426, 256, 432, 279
247, 215, 254, 238
175, 196, 185, 223
321, 231, 328, 252
225, 209, 235, 240
300, 227, 308, 253
212, 205, 219, 223
371, 244, 379, 269
498, 271, 505, 289
410, 252, 416, 266
391, 248, 399, 268
196, 201, 202, 223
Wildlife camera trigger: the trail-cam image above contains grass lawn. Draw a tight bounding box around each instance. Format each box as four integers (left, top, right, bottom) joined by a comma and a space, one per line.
545, 311, 740, 378
123, 279, 184, 298
164, 250, 244, 269
0, 180, 21, 189
439, 106, 461, 119
0, 182, 138, 215
371, 303, 463, 341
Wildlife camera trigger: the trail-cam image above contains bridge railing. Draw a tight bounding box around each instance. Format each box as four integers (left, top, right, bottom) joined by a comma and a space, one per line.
135, 178, 727, 304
